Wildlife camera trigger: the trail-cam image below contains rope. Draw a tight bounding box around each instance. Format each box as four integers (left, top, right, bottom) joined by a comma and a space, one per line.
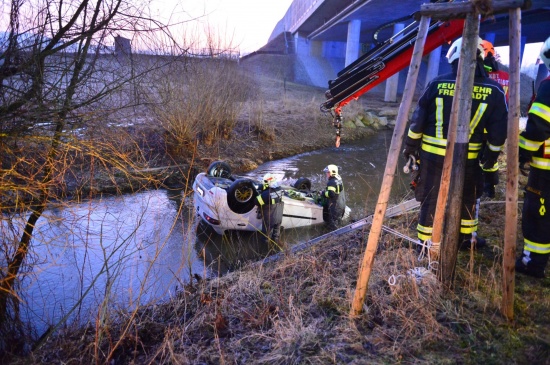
415, 238, 439, 271
381, 224, 417, 243
380, 225, 438, 269
388, 267, 433, 286
387, 237, 439, 286
407, 267, 432, 283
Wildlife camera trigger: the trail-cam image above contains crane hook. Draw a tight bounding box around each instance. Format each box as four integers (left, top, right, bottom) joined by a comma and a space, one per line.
333, 112, 342, 148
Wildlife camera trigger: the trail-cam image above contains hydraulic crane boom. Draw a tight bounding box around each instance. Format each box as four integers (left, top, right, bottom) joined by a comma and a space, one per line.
321, 17, 465, 146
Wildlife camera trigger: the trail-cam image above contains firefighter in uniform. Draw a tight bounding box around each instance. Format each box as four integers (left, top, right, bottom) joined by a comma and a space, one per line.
321, 164, 346, 230
256, 173, 284, 245
515, 36, 550, 278
481, 40, 510, 198
402, 37, 508, 250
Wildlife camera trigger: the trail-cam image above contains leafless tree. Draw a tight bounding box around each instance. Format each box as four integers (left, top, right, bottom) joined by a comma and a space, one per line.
0, 0, 195, 355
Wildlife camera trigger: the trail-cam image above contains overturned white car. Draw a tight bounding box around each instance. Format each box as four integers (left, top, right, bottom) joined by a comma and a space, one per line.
192, 161, 350, 235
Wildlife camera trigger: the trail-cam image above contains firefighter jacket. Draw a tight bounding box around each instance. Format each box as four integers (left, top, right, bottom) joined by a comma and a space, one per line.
484, 54, 509, 102
323, 175, 346, 218
488, 70, 509, 102
519, 76, 550, 176
256, 186, 284, 227
405, 71, 508, 166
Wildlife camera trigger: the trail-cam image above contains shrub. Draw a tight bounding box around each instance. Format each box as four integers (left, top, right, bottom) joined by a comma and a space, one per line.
147, 58, 253, 156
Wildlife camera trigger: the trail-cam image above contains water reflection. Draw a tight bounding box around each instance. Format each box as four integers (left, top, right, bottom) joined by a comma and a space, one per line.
194, 221, 333, 276
17, 189, 201, 333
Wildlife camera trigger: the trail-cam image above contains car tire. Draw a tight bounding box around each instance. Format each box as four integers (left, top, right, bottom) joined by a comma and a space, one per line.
293, 177, 312, 192
207, 161, 232, 178
227, 178, 258, 214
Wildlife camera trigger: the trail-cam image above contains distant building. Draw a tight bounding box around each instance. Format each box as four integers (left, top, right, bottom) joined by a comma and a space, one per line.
114, 36, 131, 57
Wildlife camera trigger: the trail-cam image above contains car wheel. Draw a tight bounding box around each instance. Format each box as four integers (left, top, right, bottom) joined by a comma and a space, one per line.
207, 161, 232, 178
227, 178, 258, 214
293, 177, 312, 192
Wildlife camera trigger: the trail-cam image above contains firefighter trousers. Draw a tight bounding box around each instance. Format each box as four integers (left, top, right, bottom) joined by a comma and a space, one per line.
415, 158, 482, 242
519, 169, 550, 274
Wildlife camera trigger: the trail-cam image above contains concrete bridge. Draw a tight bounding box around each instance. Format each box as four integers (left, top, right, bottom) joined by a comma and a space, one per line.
244, 0, 550, 101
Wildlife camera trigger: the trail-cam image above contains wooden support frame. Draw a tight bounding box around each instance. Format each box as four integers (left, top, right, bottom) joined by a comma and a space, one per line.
417, 0, 530, 19
349, 0, 524, 319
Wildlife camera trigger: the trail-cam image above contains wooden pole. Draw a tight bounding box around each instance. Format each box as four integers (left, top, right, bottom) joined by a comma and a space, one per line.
417, 0, 529, 20
350, 16, 431, 316
425, 14, 477, 283
502, 7, 521, 320
437, 13, 481, 286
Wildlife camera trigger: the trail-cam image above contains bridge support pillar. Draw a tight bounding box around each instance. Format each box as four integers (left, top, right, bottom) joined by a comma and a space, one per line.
424, 46, 442, 88
294, 31, 310, 56
520, 36, 527, 67
345, 19, 361, 67
384, 23, 405, 102
310, 40, 323, 57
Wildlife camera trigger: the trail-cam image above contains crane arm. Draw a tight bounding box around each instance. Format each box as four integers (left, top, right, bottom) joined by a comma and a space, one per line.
321, 18, 465, 146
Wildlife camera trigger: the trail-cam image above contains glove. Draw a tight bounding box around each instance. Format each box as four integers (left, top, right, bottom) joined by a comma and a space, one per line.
402, 137, 420, 161
519, 148, 532, 176
480, 149, 499, 171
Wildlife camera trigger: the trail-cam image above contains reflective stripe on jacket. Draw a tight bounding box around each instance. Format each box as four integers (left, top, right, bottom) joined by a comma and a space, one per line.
405, 71, 508, 163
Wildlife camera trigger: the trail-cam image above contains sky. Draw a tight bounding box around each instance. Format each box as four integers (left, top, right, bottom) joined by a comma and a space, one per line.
156, 1, 543, 66
152, 0, 294, 55
495, 43, 542, 66
495, 43, 543, 78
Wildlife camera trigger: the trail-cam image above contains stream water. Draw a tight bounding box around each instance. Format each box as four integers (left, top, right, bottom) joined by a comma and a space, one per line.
11, 130, 414, 334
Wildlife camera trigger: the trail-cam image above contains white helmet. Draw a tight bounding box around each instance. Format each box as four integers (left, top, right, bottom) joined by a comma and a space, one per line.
540, 36, 550, 70
262, 173, 276, 187
323, 164, 338, 177
446, 37, 484, 64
